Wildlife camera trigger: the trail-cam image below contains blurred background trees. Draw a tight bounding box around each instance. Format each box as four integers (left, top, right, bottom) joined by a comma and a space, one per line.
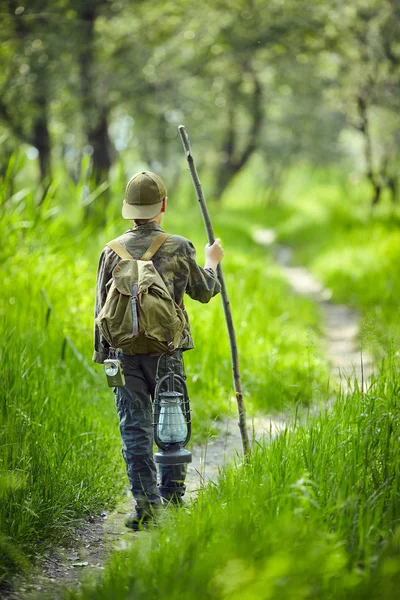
1, 0, 399, 208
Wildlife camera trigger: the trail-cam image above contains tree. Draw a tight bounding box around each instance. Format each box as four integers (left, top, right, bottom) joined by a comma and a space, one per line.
75, 0, 115, 186
0, 1, 54, 183
324, 0, 400, 205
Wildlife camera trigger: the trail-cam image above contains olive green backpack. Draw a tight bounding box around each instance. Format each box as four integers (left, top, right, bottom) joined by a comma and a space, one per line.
96, 233, 186, 355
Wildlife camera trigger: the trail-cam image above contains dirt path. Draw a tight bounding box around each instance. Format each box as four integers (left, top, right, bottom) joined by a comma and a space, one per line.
254, 229, 374, 387
5, 229, 374, 599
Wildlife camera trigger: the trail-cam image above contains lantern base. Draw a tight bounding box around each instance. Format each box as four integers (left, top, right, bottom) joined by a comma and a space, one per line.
154, 447, 192, 465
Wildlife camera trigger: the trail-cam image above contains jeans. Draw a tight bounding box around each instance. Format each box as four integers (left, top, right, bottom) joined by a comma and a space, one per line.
114, 351, 187, 515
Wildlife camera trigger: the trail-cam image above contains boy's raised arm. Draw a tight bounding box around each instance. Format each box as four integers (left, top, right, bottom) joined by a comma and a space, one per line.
185, 239, 223, 303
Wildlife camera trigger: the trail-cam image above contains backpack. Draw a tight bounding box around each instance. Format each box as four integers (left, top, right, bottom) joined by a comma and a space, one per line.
96, 233, 186, 355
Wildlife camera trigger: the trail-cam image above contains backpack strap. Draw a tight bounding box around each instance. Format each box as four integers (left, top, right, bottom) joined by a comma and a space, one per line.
106, 240, 133, 261
107, 233, 169, 262
141, 232, 170, 261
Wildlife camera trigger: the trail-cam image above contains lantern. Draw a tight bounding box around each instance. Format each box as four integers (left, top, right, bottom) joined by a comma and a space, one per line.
153, 372, 192, 465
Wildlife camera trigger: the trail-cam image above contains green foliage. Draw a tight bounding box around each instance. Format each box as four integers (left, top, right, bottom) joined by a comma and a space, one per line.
2, 0, 399, 200
64, 360, 400, 600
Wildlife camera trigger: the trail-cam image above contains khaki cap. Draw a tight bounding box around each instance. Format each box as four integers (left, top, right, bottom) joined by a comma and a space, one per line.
122, 171, 167, 220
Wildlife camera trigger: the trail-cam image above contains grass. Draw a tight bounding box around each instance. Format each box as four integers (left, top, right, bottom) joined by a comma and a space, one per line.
63, 358, 400, 600
0, 158, 329, 585
0, 285, 124, 583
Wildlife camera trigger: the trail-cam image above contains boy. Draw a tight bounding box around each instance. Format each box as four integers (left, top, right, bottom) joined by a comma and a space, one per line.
93, 171, 223, 529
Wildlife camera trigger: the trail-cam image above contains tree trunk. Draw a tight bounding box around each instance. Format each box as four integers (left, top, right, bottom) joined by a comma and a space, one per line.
89, 110, 113, 184
356, 94, 383, 207
5, 0, 52, 183
33, 81, 52, 186
78, 5, 113, 221
214, 70, 262, 200
215, 103, 236, 199
78, 4, 113, 182
388, 177, 398, 203
371, 183, 382, 206
84, 109, 112, 223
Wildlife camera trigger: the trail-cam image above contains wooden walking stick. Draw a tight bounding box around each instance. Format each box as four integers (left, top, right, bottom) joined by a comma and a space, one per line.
178, 125, 250, 456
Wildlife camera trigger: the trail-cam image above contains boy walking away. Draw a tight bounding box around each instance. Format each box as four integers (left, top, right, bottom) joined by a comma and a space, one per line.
93, 171, 223, 530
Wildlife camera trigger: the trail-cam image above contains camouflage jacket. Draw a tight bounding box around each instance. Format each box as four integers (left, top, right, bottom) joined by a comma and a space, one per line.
93, 221, 221, 363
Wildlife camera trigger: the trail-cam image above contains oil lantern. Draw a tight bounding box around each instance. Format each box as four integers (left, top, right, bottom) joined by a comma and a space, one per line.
153, 372, 192, 465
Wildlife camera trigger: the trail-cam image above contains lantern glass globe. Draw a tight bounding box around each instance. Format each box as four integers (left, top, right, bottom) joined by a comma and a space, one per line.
157, 393, 188, 444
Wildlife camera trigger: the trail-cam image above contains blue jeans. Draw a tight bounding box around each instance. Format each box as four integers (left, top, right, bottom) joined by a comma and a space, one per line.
114, 352, 187, 515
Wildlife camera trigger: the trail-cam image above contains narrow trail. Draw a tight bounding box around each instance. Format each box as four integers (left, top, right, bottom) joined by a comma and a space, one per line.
255, 229, 374, 386
6, 229, 374, 599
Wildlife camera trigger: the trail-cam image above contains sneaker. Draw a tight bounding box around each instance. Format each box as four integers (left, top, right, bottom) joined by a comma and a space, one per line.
124, 512, 155, 531
125, 503, 163, 531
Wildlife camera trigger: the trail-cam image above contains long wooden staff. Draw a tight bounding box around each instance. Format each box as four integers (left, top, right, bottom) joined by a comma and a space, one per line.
178, 125, 250, 456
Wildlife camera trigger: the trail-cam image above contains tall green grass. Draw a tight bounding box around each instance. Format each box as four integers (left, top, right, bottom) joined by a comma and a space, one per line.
0, 285, 124, 584
0, 158, 329, 584
64, 358, 400, 600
